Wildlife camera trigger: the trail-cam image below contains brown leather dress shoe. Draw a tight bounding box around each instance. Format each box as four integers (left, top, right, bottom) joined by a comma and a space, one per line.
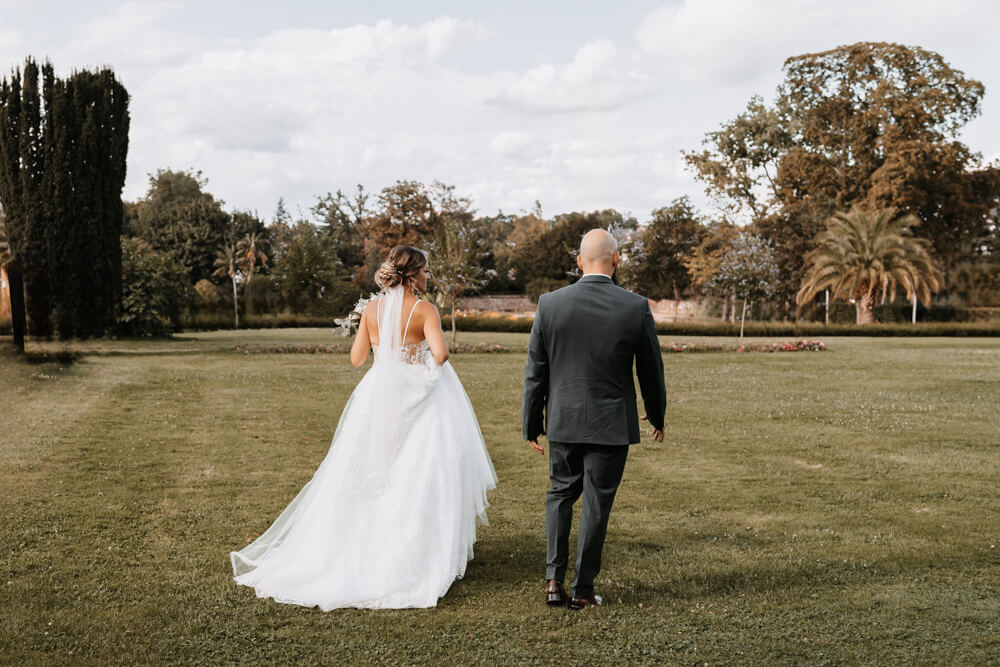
545, 579, 567, 606
568, 594, 603, 610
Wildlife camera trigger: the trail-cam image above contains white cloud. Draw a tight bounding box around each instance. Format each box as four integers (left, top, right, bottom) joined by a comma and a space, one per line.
489, 130, 533, 157
1, 2, 997, 224
492, 39, 654, 113
0, 29, 27, 68
636, 0, 994, 85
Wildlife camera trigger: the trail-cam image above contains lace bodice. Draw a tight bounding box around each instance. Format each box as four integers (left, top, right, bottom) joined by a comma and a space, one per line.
372, 340, 431, 366
371, 293, 431, 366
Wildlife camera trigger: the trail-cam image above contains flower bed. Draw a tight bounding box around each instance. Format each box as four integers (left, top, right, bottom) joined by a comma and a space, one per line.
662, 340, 826, 353
235, 344, 351, 354
234, 342, 518, 355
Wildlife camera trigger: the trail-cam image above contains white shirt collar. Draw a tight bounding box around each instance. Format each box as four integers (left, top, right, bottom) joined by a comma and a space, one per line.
582, 272, 613, 279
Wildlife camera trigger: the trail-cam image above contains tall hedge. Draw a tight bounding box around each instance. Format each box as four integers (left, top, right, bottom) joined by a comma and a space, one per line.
0, 58, 130, 340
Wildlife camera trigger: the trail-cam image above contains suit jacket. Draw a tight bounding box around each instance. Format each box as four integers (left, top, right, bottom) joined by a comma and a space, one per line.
522, 274, 666, 445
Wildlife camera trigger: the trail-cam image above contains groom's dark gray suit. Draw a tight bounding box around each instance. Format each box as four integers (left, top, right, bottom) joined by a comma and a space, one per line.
522, 274, 666, 598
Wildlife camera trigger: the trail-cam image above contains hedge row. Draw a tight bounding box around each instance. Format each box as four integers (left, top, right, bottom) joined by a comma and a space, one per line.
439, 315, 1000, 337
3, 313, 1000, 338
819, 303, 1000, 323
654, 320, 1000, 337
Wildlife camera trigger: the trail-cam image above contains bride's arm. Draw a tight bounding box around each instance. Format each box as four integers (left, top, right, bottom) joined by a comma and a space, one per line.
422, 303, 449, 365
350, 302, 375, 367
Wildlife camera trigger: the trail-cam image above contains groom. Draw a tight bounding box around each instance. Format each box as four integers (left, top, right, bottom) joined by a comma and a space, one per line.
522, 229, 666, 609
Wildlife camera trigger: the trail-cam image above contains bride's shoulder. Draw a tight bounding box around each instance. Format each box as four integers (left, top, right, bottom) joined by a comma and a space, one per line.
415, 300, 439, 316
363, 297, 382, 319
407, 299, 439, 325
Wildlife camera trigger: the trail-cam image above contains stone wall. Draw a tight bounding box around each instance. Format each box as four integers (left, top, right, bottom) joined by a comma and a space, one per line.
457, 294, 536, 313
455, 293, 703, 322
648, 298, 700, 322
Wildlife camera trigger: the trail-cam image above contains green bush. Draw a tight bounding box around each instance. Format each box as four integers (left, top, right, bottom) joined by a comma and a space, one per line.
802, 301, 989, 324
178, 312, 342, 331
116, 238, 192, 337
654, 320, 1000, 337
441, 314, 534, 333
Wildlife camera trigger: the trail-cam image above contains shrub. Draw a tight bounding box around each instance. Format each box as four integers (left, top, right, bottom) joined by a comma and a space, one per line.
116, 238, 192, 337
654, 320, 1000, 337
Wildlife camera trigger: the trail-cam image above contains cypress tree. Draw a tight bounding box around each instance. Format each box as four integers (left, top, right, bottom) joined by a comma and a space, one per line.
0, 58, 129, 344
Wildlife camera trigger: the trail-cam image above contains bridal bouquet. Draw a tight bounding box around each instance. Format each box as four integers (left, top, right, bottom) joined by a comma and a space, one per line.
334, 294, 377, 337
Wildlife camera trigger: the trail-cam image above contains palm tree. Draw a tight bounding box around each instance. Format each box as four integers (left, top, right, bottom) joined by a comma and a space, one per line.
797, 208, 942, 324
213, 243, 241, 329
236, 232, 268, 317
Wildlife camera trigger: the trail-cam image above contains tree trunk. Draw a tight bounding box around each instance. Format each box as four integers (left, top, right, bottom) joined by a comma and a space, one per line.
244, 275, 253, 318
231, 275, 239, 329
450, 293, 457, 346
739, 296, 748, 349
8, 267, 26, 353
720, 297, 728, 322
855, 292, 874, 324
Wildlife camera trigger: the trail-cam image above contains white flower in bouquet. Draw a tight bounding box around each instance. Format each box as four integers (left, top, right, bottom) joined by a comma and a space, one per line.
334, 293, 377, 337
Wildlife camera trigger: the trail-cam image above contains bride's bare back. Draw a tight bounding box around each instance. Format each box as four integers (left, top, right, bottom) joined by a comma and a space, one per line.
350, 292, 449, 367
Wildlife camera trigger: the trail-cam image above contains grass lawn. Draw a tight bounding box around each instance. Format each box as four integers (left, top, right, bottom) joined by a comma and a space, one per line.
1, 329, 998, 664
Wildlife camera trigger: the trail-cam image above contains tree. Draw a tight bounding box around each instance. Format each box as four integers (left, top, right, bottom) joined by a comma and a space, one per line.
797, 208, 943, 324
425, 193, 485, 345
0, 59, 130, 344
366, 180, 436, 251
193, 278, 220, 312
313, 185, 369, 275
503, 202, 551, 289
683, 220, 740, 320
687, 42, 989, 297
708, 233, 780, 345
512, 209, 634, 291
269, 220, 360, 316
683, 96, 787, 225
213, 243, 241, 329
130, 169, 230, 283
236, 230, 268, 317
117, 238, 190, 336
778, 43, 989, 276
620, 197, 705, 300
472, 211, 517, 292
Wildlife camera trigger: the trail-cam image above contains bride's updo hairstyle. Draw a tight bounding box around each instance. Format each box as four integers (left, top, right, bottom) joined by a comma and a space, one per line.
374, 245, 428, 292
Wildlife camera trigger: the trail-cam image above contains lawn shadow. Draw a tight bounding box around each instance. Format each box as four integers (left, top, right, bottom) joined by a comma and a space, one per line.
2, 346, 81, 366
616, 546, 975, 604
439, 531, 546, 603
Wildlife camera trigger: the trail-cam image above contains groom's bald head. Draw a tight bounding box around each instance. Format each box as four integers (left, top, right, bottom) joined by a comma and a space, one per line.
578, 229, 619, 276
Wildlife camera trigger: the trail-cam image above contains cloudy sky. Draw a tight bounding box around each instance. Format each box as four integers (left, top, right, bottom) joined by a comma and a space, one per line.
1, 0, 997, 223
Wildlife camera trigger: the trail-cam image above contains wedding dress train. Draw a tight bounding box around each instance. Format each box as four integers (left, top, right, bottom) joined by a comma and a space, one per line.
230, 286, 497, 609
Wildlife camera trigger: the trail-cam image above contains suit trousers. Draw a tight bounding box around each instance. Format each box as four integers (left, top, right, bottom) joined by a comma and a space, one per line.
545, 441, 629, 598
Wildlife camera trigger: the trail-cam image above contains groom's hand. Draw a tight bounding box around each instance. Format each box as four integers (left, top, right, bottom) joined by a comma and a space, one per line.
641, 415, 665, 443
529, 439, 544, 455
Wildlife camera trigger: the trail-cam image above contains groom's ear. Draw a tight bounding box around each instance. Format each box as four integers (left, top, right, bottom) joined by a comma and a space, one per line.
577, 255, 585, 272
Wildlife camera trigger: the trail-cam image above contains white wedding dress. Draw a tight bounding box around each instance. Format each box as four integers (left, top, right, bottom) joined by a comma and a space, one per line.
230, 286, 497, 610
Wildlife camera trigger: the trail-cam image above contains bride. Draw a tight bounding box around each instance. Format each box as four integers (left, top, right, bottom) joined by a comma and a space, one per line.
230, 246, 497, 610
